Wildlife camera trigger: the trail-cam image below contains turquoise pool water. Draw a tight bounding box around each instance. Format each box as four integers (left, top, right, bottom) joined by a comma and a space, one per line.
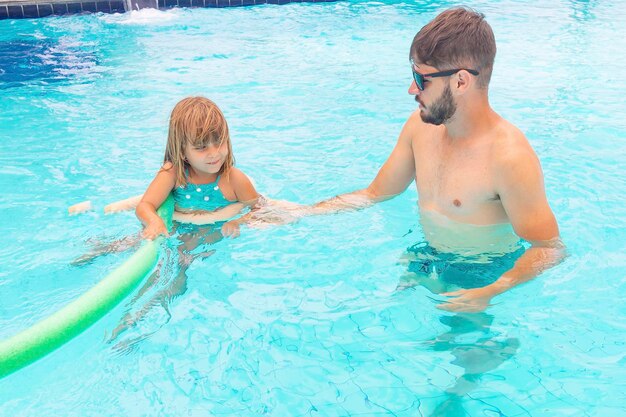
1, 1, 625, 415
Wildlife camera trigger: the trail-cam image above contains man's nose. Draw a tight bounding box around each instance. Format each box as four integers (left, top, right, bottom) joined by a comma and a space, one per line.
408, 79, 421, 95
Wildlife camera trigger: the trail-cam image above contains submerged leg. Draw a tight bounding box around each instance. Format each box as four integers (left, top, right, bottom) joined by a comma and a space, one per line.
104, 194, 143, 214
108, 226, 221, 349
426, 313, 520, 416
68, 200, 93, 215
72, 233, 143, 266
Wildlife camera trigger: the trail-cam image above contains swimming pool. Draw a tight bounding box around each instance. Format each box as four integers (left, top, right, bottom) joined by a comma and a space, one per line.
1, 1, 625, 415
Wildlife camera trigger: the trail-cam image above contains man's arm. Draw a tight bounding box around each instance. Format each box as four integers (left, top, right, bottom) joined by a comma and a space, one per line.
311, 115, 418, 214
440, 138, 566, 312
172, 203, 246, 224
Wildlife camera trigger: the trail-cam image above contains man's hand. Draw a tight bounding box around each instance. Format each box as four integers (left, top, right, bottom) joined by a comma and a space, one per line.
246, 200, 308, 227
437, 286, 498, 313
437, 240, 566, 313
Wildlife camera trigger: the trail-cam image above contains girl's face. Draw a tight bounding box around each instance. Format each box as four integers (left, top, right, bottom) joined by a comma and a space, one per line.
184, 140, 229, 177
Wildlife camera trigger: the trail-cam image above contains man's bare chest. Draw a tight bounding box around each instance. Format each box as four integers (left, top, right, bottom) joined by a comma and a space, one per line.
413, 143, 504, 221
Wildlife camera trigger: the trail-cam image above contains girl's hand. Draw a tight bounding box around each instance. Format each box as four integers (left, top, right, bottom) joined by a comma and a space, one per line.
142, 219, 168, 240
221, 220, 240, 238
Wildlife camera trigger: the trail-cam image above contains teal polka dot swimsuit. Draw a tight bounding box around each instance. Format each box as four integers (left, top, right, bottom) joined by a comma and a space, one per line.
173, 170, 232, 212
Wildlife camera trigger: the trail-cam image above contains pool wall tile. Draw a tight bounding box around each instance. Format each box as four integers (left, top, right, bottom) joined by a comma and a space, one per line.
110, 0, 125, 11
0, 5, 9, 19
178, 0, 190, 6
7, 5, 23, 18
52, 3, 68, 14
38, 3, 54, 16
130, 0, 158, 9
241, 0, 253, 5
164, 0, 177, 7
82, 2, 96, 12
22, 4, 38, 17
190, 0, 202, 7
66, 2, 82, 13
96, 1, 110, 12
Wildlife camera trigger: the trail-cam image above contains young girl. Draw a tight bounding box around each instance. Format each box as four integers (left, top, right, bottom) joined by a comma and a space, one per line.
138, 96, 259, 239
72, 97, 261, 348
70, 96, 260, 235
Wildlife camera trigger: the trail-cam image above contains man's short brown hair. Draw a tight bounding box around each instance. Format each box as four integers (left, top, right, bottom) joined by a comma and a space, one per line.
410, 7, 496, 89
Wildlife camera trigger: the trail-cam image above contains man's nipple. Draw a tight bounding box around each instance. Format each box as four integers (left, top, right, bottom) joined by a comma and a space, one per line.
453, 199, 461, 207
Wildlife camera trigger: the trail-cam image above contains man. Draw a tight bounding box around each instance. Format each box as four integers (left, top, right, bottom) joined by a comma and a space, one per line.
309, 7, 565, 312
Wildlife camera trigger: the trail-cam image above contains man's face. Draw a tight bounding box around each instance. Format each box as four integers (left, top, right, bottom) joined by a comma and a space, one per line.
419, 84, 457, 125
409, 61, 457, 125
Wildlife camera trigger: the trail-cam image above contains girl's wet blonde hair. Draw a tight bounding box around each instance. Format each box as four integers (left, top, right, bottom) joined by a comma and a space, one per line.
163, 96, 234, 186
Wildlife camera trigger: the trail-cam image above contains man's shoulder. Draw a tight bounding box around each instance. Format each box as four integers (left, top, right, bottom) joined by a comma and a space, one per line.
490, 119, 540, 172
406, 109, 436, 130
404, 110, 441, 144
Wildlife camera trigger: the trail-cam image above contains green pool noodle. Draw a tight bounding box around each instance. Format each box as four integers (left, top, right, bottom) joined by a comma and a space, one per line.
0, 195, 174, 379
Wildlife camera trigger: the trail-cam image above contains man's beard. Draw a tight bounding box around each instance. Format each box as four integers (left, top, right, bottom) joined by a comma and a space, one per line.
419, 85, 457, 125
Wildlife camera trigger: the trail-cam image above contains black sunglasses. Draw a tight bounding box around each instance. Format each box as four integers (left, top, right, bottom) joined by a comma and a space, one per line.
410, 61, 479, 91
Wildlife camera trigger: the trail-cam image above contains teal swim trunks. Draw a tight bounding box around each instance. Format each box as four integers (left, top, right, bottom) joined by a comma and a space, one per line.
405, 242, 525, 290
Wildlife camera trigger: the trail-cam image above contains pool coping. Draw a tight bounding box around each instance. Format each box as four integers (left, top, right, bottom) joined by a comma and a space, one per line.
0, 0, 336, 19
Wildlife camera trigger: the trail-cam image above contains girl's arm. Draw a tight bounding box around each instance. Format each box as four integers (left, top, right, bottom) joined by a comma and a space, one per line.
221, 168, 260, 237
136, 163, 176, 239
230, 167, 260, 204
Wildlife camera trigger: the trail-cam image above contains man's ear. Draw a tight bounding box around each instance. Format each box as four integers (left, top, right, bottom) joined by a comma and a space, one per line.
455, 70, 473, 93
